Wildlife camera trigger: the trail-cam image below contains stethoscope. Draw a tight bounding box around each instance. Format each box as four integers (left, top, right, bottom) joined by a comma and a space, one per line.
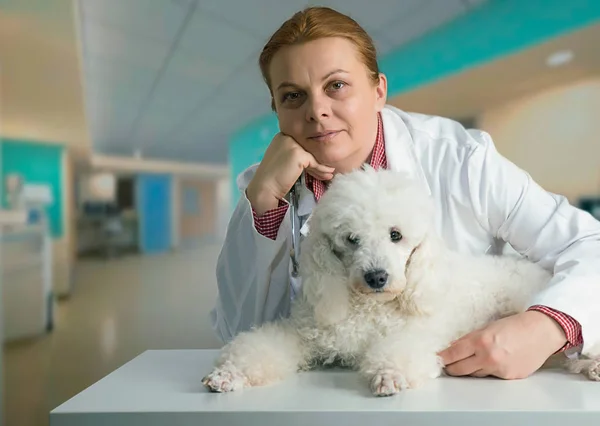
288, 177, 303, 278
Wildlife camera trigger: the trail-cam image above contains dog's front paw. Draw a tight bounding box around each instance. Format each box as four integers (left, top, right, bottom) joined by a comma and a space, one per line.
370, 370, 409, 397
202, 363, 248, 393
586, 359, 600, 381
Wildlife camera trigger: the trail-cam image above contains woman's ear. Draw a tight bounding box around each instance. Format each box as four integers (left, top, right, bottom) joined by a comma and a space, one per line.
299, 231, 349, 325
375, 72, 388, 110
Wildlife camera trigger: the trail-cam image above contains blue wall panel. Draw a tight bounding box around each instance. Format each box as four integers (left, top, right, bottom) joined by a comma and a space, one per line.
137, 174, 172, 254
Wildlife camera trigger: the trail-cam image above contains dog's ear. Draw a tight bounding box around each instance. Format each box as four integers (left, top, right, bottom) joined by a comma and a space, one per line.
397, 231, 443, 316
405, 232, 440, 281
299, 231, 350, 325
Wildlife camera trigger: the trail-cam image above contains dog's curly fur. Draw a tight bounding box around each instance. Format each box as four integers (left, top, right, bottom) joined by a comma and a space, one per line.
204, 167, 599, 396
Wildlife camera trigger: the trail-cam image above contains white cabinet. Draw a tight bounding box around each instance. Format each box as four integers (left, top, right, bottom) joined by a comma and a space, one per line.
1, 224, 53, 341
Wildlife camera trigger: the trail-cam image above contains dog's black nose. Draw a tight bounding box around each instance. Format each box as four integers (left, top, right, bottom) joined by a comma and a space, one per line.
363, 269, 388, 289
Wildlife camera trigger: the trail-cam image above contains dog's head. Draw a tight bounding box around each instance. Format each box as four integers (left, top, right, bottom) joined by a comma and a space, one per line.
300, 166, 437, 324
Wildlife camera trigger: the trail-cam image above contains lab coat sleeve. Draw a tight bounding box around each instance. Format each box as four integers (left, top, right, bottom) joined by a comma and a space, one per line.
210, 168, 293, 343
465, 130, 600, 354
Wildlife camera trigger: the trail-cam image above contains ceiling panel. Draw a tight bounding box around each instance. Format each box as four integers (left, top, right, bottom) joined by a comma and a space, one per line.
81, 21, 170, 70
95, 141, 138, 157
131, 113, 186, 148
80, 0, 193, 43
186, 93, 271, 136
144, 132, 230, 163
86, 103, 140, 147
381, 0, 467, 46
370, 31, 401, 56
82, 54, 159, 150
178, 9, 263, 69
165, 48, 232, 81
173, 62, 272, 136
465, 0, 489, 7
197, 0, 315, 40
218, 62, 270, 100
167, 99, 271, 165
144, 95, 270, 157
83, 58, 157, 105
322, 0, 423, 32
130, 49, 234, 135
138, 52, 267, 148
139, 73, 215, 118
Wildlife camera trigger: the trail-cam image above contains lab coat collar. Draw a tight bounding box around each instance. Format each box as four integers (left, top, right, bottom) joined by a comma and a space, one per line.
381, 106, 432, 196
296, 105, 431, 220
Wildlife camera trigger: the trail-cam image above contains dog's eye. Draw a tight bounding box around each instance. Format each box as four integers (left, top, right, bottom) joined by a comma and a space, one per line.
346, 234, 360, 246
390, 229, 402, 243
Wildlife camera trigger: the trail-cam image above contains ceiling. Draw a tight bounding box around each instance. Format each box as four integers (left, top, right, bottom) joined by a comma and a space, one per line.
389, 23, 600, 121
77, 0, 487, 165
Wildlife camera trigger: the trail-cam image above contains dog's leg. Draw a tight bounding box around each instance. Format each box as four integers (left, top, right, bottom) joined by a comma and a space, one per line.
564, 357, 600, 381
360, 327, 445, 397
202, 320, 309, 392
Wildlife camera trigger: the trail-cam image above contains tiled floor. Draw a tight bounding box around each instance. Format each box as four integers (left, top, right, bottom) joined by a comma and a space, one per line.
3, 243, 224, 426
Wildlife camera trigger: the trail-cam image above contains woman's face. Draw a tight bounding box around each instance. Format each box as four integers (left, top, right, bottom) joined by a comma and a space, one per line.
269, 37, 387, 173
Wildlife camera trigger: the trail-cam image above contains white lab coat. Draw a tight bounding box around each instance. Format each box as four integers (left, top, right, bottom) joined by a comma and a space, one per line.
211, 105, 600, 355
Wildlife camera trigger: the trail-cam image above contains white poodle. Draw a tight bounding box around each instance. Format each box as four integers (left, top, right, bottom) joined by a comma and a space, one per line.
204, 167, 599, 396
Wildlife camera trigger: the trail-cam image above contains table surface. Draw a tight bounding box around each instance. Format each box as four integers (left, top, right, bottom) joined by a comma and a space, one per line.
50, 349, 600, 426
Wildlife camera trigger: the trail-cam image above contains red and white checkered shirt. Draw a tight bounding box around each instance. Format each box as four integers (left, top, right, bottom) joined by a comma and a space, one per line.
250, 112, 583, 352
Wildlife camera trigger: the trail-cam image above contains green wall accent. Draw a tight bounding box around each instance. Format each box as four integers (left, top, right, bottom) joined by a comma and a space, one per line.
229, 0, 600, 206
1, 139, 64, 238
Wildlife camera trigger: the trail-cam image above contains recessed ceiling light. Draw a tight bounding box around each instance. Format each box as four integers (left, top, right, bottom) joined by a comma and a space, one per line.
546, 50, 574, 67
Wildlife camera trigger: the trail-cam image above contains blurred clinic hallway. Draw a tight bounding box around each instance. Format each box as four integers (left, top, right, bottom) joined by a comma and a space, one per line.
4, 243, 223, 426
2, 0, 600, 425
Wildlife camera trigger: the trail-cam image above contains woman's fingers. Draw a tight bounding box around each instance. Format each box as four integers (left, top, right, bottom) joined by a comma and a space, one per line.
306, 169, 334, 181
305, 158, 335, 180
469, 369, 491, 378
313, 163, 335, 174
444, 354, 483, 377
301, 151, 334, 172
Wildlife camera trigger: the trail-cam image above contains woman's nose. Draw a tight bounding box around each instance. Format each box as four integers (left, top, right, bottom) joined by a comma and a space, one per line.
305, 94, 330, 122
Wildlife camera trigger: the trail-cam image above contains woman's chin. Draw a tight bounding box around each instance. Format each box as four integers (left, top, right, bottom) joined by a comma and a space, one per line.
315, 151, 355, 170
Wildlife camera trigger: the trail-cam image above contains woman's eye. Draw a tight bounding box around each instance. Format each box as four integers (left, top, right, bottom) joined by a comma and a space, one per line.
347, 234, 360, 246
328, 81, 346, 91
390, 230, 402, 243
282, 92, 301, 102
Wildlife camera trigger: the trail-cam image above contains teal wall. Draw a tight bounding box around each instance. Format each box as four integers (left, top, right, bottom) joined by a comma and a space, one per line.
229, 113, 279, 207
381, 0, 600, 95
1, 140, 64, 238
228, 0, 600, 206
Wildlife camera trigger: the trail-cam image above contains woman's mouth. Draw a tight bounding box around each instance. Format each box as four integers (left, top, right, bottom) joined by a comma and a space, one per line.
308, 130, 341, 142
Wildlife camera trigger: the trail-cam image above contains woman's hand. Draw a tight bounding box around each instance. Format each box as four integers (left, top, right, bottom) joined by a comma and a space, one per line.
438, 311, 567, 380
246, 133, 335, 215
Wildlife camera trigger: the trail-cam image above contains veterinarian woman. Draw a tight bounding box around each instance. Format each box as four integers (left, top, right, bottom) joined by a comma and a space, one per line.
211, 6, 600, 380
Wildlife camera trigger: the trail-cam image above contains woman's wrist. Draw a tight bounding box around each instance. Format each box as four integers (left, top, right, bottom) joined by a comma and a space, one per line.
246, 182, 280, 216
523, 310, 567, 353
